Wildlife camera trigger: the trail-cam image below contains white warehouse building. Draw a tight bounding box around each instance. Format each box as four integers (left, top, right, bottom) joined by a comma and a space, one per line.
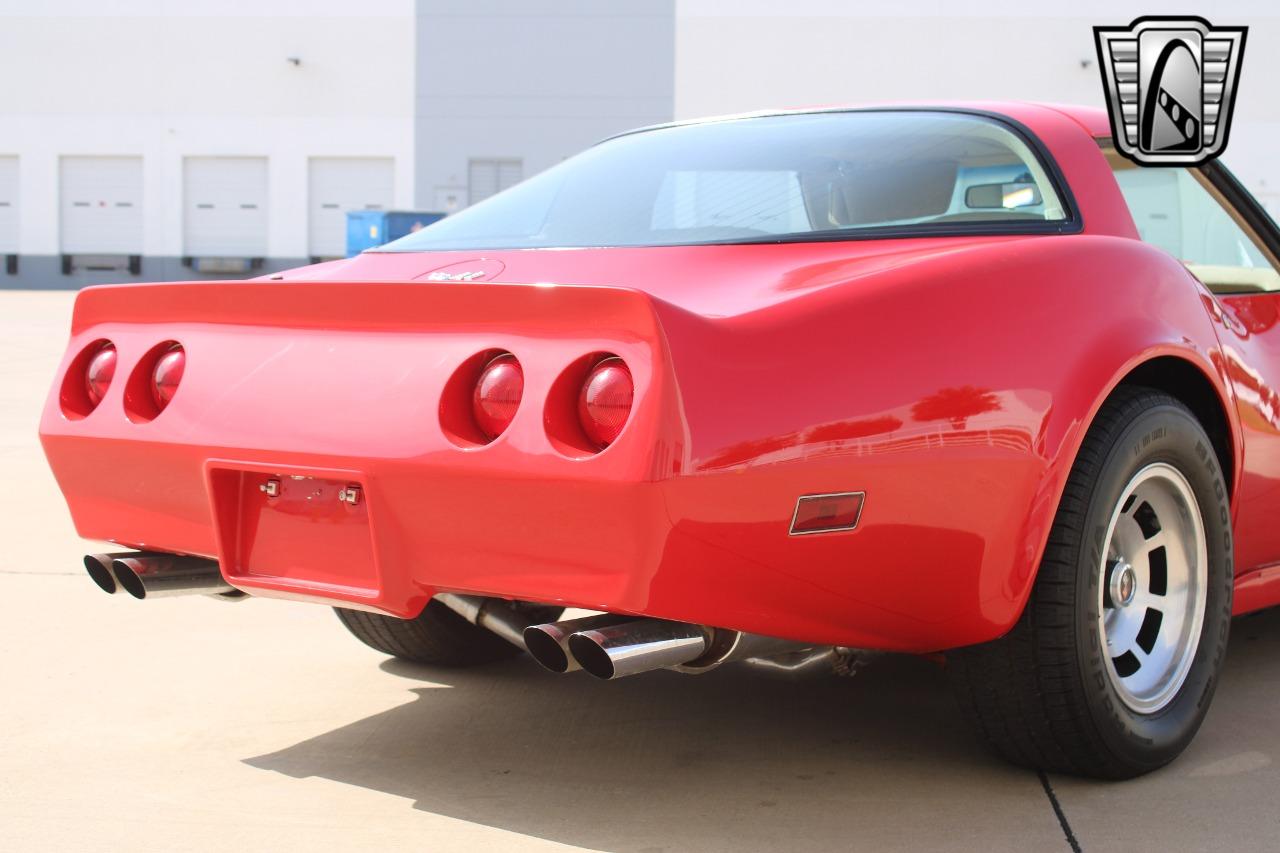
0, 0, 676, 288
1, 0, 1277, 289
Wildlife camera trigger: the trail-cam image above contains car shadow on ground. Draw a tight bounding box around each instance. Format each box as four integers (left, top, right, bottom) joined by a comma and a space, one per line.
245, 644, 1047, 851
245, 609, 1280, 852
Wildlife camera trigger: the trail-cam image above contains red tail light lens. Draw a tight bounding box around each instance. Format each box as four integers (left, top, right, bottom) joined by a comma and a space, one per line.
472, 353, 523, 439
578, 358, 633, 448
151, 346, 185, 410
84, 343, 117, 407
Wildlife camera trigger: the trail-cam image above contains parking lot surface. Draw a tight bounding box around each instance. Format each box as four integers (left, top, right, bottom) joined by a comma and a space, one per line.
4, 290, 1280, 852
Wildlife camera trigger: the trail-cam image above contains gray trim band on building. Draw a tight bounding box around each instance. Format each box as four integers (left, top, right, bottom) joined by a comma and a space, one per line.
1, 256, 310, 290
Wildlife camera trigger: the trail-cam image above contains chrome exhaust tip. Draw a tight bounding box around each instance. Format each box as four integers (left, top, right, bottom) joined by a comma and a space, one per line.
110, 553, 233, 600
83, 552, 133, 594
523, 614, 641, 673
568, 619, 711, 680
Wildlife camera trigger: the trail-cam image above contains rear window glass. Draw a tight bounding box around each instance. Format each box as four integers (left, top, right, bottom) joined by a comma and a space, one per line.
383, 111, 1069, 251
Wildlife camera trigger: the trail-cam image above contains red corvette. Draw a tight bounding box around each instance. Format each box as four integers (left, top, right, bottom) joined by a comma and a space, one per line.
41, 103, 1280, 778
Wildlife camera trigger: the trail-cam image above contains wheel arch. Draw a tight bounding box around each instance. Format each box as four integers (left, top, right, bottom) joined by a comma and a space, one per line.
1114, 355, 1236, 499
1000, 346, 1240, 644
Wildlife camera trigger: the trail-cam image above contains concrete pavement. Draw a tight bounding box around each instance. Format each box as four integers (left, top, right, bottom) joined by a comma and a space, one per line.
3, 290, 1279, 852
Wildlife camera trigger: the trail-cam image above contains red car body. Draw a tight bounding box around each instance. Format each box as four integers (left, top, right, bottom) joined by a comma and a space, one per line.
38, 102, 1280, 653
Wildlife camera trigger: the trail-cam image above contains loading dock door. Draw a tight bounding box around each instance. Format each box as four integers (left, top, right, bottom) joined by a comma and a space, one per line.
60, 156, 143, 254
0, 157, 16, 254
183, 157, 268, 257
468, 158, 523, 206
308, 157, 394, 259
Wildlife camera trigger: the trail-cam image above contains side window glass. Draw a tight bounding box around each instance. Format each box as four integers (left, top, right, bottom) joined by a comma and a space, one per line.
1106, 149, 1280, 293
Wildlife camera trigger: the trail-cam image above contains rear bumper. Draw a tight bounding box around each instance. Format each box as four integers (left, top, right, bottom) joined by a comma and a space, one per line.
45, 434, 673, 623
44, 413, 1044, 653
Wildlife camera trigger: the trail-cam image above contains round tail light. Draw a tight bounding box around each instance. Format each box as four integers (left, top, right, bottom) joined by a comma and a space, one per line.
84, 343, 117, 407
151, 345, 185, 411
578, 358, 633, 448
472, 353, 523, 440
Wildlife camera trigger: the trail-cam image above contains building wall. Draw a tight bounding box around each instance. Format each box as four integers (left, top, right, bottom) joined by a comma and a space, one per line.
0, 0, 678, 289
3, 2, 1277, 289
0, 0, 418, 288
674, 0, 1280, 212
412, 0, 676, 213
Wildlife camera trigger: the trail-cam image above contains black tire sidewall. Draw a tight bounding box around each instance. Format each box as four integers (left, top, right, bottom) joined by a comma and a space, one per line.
1076, 401, 1233, 772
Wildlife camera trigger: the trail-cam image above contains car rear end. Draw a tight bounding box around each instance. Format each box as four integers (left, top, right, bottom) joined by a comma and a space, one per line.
40, 279, 685, 619
41, 105, 1088, 656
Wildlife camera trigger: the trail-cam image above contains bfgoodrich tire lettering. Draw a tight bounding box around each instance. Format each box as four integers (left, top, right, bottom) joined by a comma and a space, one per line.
948, 386, 1232, 778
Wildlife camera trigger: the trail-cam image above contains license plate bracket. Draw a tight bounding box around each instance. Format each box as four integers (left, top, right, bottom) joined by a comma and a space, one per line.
207, 464, 379, 594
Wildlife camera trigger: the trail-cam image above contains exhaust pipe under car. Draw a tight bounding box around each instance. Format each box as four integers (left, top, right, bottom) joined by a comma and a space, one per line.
100, 553, 235, 600
434, 592, 546, 650
78, 557, 861, 678
526, 613, 824, 680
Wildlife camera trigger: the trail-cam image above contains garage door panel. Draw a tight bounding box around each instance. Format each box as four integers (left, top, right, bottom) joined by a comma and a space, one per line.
468, 158, 523, 206
184, 157, 269, 257
0, 156, 16, 254
308, 157, 394, 258
60, 156, 143, 255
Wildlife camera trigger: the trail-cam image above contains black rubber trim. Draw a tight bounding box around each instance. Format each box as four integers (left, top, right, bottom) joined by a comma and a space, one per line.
1199, 158, 1280, 263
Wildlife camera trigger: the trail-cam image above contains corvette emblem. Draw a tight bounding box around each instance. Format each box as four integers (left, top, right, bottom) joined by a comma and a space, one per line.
425, 270, 487, 282
1094, 16, 1247, 166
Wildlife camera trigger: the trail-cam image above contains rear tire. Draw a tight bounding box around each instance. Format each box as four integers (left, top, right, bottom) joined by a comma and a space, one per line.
947, 386, 1233, 778
335, 599, 562, 667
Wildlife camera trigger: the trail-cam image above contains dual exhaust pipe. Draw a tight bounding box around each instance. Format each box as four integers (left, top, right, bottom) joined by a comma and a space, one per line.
523, 614, 712, 679
432, 595, 704, 678
82, 556, 818, 679
83, 551, 238, 600
434, 595, 813, 680
523, 614, 813, 680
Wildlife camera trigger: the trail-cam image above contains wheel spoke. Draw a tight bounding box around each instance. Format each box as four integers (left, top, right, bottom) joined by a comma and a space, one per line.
1138, 533, 1167, 560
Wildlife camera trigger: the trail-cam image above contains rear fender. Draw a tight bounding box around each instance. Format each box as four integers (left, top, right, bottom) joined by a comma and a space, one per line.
649, 234, 1237, 649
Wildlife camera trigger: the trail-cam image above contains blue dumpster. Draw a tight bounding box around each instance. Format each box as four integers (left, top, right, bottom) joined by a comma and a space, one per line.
346, 210, 446, 257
